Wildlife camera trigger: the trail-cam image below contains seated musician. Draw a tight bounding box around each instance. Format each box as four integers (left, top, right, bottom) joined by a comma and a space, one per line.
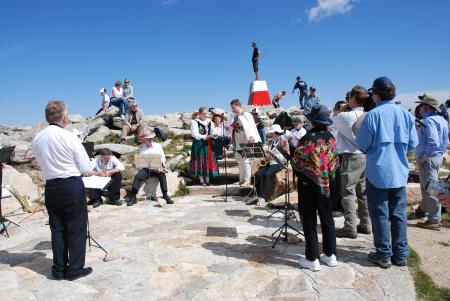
86, 148, 124, 208
246, 124, 290, 206
127, 131, 174, 206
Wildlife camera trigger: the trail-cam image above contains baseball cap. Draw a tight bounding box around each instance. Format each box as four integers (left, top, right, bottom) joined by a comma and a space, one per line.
368, 76, 394, 92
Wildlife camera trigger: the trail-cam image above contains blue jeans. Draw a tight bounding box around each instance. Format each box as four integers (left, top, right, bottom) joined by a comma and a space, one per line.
366, 180, 408, 262
109, 97, 130, 114
258, 128, 266, 145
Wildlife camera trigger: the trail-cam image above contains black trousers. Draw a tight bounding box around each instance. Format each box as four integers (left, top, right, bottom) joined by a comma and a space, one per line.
87, 172, 122, 202
332, 161, 344, 212
131, 168, 168, 195
45, 177, 87, 277
297, 174, 336, 261
255, 164, 282, 200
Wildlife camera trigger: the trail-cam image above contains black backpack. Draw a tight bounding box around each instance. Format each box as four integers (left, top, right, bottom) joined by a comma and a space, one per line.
438, 103, 449, 121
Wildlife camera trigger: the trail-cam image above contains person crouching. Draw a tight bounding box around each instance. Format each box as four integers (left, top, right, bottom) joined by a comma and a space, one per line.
86, 148, 124, 208
292, 104, 339, 272
127, 131, 174, 206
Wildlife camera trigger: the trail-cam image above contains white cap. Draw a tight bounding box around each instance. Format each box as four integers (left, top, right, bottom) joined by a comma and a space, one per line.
268, 124, 283, 134
99, 88, 106, 93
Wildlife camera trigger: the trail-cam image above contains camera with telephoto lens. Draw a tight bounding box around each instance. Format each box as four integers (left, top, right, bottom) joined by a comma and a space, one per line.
363, 91, 376, 112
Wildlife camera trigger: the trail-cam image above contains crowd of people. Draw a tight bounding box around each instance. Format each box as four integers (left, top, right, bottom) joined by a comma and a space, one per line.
28, 73, 450, 280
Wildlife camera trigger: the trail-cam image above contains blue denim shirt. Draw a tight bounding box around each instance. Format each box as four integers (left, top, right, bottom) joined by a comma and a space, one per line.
303, 95, 320, 114
356, 100, 418, 189
415, 111, 449, 158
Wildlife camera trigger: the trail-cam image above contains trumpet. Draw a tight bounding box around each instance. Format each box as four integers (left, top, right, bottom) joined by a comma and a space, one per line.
259, 158, 269, 167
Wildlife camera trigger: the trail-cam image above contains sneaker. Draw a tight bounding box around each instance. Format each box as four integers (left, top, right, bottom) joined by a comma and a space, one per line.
357, 224, 372, 235
417, 220, 441, 231
336, 227, 358, 239
257, 198, 266, 207
391, 257, 407, 267
245, 196, 258, 205
368, 252, 391, 269
319, 254, 337, 267
297, 258, 321, 272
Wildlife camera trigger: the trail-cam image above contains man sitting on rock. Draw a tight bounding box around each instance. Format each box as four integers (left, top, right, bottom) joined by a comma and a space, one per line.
121, 100, 144, 144
86, 148, 124, 208
127, 131, 174, 206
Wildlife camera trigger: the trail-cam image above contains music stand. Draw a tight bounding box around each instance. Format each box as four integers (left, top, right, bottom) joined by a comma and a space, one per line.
82, 142, 95, 159
269, 147, 303, 248
134, 154, 164, 202
240, 143, 265, 202
0, 146, 20, 237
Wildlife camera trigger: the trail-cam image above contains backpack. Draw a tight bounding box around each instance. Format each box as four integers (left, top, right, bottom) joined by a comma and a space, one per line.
438, 103, 449, 122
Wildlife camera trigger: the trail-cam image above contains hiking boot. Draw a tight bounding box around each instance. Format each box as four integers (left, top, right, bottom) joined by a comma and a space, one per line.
163, 194, 174, 205
319, 254, 337, 267
92, 200, 102, 208
127, 194, 137, 207
336, 227, 357, 239
245, 196, 258, 205
298, 258, 321, 272
417, 220, 441, 231
65, 267, 93, 281
113, 199, 122, 206
391, 257, 407, 267
357, 224, 372, 235
368, 252, 391, 269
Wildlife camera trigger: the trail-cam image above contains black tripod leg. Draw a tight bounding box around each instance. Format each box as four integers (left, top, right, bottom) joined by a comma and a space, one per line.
0, 220, 9, 238
267, 209, 282, 218
272, 226, 285, 248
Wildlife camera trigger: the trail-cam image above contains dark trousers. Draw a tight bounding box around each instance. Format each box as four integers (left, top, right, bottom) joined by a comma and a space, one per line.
131, 168, 168, 196
255, 164, 282, 200
299, 91, 307, 108
332, 163, 344, 212
87, 172, 122, 202
297, 174, 336, 261
45, 177, 87, 277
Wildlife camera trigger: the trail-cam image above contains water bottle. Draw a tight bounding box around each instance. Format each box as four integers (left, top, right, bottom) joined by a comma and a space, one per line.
426, 181, 450, 196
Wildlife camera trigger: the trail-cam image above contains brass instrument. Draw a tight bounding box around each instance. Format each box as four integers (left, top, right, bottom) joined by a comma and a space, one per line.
259, 158, 269, 167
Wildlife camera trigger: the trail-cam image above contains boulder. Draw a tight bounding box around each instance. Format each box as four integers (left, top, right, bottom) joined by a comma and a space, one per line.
181, 112, 194, 129
94, 143, 138, 156
406, 183, 421, 206
2, 165, 38, 214
137, 171, 183, 198
69, 114, 85, 123
142, 115, 167, 128
112, 116, 124, 129
94, 106, 120, 124
85, 126, 113, 143
66, 118, 104, 141
165, 154, 184, 170
164, 113, 183, 129
168, 128, 191, 140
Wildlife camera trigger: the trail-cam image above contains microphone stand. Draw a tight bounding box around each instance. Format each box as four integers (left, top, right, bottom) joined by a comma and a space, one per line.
223, 115, 228, 202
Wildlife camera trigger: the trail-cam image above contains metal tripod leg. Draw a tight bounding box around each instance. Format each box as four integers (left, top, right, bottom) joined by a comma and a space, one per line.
0, 217, 19, 238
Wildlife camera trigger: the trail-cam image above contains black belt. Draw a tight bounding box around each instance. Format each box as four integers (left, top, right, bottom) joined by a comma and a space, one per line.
46, 176, 81, 185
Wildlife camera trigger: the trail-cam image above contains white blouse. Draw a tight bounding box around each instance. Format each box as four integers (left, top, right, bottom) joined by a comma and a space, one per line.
191, 119, 210, 141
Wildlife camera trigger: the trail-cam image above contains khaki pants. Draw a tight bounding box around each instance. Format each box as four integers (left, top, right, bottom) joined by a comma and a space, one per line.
235, 151, 251, 184
122, 124, 144, 139
339, 153, 370, 231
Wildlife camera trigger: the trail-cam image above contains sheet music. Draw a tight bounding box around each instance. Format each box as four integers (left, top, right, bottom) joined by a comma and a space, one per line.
134, 154, 161, 169
1, 187, 12, 199
82, 176, 111, 189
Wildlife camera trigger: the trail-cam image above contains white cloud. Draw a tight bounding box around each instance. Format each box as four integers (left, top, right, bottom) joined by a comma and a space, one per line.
162, 0, 179, 6
396, 89, 450, 111
307, 0, 356, 23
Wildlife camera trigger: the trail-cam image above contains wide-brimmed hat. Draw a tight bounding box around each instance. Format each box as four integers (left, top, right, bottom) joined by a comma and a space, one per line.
305, 104, 333, 126
142, 131, 156, 139
268, 124, 284, 134
415, 93, 441, 113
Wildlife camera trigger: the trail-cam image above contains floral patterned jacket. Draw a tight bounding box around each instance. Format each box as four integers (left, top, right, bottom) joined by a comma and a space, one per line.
292, 127, 339, 197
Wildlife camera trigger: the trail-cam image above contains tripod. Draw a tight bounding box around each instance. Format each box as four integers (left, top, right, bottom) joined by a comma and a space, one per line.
269, 152, 303, 248
212, 121, 228, 202
87, 214, 107, 259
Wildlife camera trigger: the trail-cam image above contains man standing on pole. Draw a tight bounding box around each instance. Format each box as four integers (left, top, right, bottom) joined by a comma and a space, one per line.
32, 101, 93, 281
252, 42, 260, 80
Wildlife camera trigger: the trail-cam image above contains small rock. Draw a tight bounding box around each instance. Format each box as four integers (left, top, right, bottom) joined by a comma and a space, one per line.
94, 143, 138, 155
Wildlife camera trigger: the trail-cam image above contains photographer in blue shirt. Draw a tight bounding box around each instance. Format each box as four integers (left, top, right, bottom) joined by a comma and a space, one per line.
414, 93, 448, 231
356, 77, 418, 269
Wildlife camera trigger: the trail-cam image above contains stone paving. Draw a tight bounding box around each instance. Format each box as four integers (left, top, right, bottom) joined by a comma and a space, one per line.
0, 195, 416, 301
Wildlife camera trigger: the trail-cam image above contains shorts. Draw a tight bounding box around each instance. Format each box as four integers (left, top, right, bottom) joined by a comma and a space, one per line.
252, 61, 259, 72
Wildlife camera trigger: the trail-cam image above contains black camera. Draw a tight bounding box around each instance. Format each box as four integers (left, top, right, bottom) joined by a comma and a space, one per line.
363, 92, 376, 112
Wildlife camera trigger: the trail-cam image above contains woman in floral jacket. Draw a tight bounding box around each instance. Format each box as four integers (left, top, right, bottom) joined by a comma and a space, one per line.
293, 104, 339, 272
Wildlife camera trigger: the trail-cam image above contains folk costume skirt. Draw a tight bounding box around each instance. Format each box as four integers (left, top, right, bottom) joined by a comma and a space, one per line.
189, 139, 218, 178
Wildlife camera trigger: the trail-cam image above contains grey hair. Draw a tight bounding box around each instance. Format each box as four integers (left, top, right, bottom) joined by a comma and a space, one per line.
45, 101, 67, 123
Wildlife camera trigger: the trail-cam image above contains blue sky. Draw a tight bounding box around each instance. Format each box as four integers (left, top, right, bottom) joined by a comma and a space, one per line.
1, 0, 449, 125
